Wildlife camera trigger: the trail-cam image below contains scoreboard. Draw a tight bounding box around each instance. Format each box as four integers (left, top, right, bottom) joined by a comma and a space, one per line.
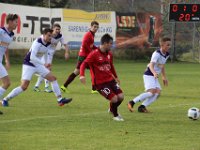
169, 4, 200, 22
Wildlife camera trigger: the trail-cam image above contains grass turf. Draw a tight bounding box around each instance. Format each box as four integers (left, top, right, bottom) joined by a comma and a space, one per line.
0, 60, 200, 150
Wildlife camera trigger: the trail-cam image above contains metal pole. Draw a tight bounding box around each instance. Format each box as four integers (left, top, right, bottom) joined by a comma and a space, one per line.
93, 0, 95, 12
192, 23, 196, 60
48, 0, 51, 8
171, 22, 177, 62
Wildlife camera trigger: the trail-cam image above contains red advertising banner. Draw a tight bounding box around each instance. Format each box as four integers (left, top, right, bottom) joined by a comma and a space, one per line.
116, 12, 162, 49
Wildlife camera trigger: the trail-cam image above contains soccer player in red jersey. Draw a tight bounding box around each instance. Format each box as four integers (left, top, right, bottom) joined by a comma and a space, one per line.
79, 34, 124, 121
61, 21, 99, 93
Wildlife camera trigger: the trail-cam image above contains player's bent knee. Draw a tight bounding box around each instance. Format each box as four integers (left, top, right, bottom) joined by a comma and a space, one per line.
21, 85, 28, 91
110, 95, 118, 103
48, 76, 57, 82
3, 82, 11, 89
117, 94, 124, 101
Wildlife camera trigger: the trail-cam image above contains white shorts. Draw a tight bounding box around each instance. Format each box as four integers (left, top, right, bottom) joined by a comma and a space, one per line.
22, 64, 50, 81
0, 63, 8, 78
143, 75, 161, 91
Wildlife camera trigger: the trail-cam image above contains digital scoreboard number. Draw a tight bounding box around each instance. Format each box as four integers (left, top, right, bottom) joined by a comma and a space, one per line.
169, 4, 200, 22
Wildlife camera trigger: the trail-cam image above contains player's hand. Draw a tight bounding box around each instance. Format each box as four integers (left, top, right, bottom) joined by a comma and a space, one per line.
153, 73, 159, 79
5, 61, 10, 70
44, 63, 51, 69
115, 78, 120, 85
80, 76, 86, 85
162, 78, 168, 86
65, 52, 70, 61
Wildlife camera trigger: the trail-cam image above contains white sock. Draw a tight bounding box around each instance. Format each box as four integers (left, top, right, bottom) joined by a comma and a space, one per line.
142, 93, 159, 107
3, 86, 24, 101
0, 87, 6, 99
133, 92, 153, 103
45, 79, 50, 88
51, 80, 62, 101
35, 76, 44, 87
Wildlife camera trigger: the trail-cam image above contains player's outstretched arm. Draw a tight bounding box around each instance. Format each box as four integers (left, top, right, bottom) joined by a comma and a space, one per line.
80, 76, 86, 85
149, 62, 158, 78
4, 48, 10, 70
64, 44, 70, 60
161, 66, 168, 86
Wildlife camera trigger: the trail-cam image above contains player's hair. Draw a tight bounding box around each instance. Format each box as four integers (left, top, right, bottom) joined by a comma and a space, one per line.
6, 14, 18, 24
101, 33, 113, 44
52, 23, 61, 29
159, 37, 171, 44
42, 28, 53, 34
91, 21, 99, 26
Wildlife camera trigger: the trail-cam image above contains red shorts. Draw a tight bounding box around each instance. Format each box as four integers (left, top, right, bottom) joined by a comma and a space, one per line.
95, 80, 123, 100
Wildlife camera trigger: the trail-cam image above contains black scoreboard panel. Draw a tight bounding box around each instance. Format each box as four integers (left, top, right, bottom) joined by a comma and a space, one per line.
169, 4, 200, 22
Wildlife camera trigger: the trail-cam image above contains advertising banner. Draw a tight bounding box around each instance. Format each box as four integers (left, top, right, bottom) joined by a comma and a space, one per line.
116, 12, 162, 48
0, 3, 62, 49
0, 3, 117, 50
62, 9, 116, 49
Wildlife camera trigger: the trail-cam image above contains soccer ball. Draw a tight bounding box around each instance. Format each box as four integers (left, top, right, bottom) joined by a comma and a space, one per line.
187, 107, 200, 120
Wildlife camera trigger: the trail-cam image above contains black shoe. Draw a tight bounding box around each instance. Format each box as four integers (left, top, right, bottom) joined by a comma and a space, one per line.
138, 105, 149, 113
0, 111, 3, 115
58, 98, 72, 106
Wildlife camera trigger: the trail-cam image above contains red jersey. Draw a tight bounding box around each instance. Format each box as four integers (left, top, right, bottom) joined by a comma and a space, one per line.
80, 48, 118, 85
78, 30, 97, 57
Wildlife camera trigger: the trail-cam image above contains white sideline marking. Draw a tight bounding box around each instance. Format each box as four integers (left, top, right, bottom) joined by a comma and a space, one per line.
0, 111, 105, 124
1, 102, 200, 124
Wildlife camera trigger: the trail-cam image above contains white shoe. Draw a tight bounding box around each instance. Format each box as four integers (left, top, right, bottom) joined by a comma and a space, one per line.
113, 115, 124, 121
108, 108, 112, 114
44, 88, 53, 93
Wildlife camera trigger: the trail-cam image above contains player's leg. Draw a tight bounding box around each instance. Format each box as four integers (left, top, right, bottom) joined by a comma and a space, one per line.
44, 79, 53, 93
97, 82, 124, 121
33, 76, 44, 92
44, 55, 53, 93
2, 80, 30, 106
2, 65, 34, 106
0, 64, 10, 99
44, 72, 72, 106
128, 75, 155, 112
61, 56, 85, 92
141, 79, 161, 110
61, 68, 79, 92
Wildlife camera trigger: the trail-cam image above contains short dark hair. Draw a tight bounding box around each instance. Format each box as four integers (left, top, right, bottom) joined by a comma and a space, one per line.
91, 21, 99, 26
6, 14, 18, 24
52, 23, 61, 29
160, 37, 171, 43
101, 33, 113, 44
42, 28, 53, 34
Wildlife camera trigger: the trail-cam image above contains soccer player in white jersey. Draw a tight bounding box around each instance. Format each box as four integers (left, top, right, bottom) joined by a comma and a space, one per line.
1, 28, 72, 107
128, 37, 171, 113
33, 23, 69, 93
0, 14, 18, 114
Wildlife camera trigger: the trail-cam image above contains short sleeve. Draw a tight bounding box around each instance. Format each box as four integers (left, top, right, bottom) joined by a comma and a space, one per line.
150, 51, 159, 63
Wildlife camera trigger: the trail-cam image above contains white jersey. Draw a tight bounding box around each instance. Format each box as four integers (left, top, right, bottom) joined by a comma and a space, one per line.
48, 33, 67, 56
144, 49, 170, 76
23, 37, 51, 67
0, 27, 14, 63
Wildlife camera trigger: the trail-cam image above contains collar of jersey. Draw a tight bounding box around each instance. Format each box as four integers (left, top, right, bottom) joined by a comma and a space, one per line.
1, 27, 14, 37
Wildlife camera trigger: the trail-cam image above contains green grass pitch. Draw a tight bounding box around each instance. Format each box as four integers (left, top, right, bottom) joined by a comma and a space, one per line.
0, 60, 200, 150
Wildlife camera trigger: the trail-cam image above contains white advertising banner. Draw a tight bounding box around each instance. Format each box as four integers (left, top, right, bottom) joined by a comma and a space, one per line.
62, 9, 116, 49
0, 3, 116, 50
0, 3, 62, 49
